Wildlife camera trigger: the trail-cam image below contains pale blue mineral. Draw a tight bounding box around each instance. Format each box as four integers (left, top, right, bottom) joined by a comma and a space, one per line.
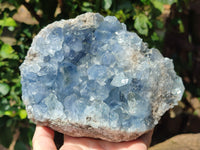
20, 13, 185, 142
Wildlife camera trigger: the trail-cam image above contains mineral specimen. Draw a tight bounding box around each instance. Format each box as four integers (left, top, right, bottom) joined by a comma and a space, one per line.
20, 12, 185, 142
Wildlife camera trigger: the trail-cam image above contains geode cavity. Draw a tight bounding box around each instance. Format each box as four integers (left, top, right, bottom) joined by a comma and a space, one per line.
20, 13, 184, 142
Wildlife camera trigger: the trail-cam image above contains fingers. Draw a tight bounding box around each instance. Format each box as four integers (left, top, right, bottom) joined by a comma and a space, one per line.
104, 137, 148, 150
32, 125, 57, 150
62, 135, 104, 150
61, 135, 97, 150
60, 144, 83, 150
139, 129, 154, 147
109, 131, 153, 150
62, 132, 152, 150
32, 127, 153, 150
124, 141, 147, 150
125, 130, 153, 150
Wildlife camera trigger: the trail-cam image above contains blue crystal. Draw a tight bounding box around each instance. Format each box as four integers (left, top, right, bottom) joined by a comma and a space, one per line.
87, 65, 108, 80
98, 16, 123, 33
101, 52, 115, 66
20, 13, 185, 142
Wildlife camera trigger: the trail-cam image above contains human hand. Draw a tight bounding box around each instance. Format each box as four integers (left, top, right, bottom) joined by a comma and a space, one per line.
32, 125, 153, 150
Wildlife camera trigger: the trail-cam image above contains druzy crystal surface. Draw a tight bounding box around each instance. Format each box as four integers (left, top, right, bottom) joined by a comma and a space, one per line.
20, 13, 184, 142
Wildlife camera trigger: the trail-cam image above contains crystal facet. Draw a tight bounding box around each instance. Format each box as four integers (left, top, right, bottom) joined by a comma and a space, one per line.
20, 13, 185, 142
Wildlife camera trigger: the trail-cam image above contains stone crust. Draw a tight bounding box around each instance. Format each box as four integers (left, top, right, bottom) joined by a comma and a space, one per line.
36, 120, 150, 142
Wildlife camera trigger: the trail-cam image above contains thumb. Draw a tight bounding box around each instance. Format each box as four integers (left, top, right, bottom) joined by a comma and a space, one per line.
32, 125, 57, 150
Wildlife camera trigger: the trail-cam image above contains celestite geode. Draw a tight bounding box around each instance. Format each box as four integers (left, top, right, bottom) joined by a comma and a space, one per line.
20, 13, 184, 142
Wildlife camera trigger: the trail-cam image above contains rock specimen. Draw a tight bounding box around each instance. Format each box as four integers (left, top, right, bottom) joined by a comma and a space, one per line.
20, 13, 185, 142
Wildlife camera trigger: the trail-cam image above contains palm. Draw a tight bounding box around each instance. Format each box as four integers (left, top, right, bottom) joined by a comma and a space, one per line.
33, 126, 153, 150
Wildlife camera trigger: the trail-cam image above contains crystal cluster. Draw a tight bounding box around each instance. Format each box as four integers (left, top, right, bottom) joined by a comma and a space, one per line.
20, 13, 184, 142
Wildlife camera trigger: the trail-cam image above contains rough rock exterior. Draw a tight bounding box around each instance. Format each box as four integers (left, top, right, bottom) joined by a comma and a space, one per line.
20, 13, 185, 142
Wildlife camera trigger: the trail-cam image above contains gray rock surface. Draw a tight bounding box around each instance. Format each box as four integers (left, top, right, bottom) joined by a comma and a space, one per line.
20, 12, 185, 142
